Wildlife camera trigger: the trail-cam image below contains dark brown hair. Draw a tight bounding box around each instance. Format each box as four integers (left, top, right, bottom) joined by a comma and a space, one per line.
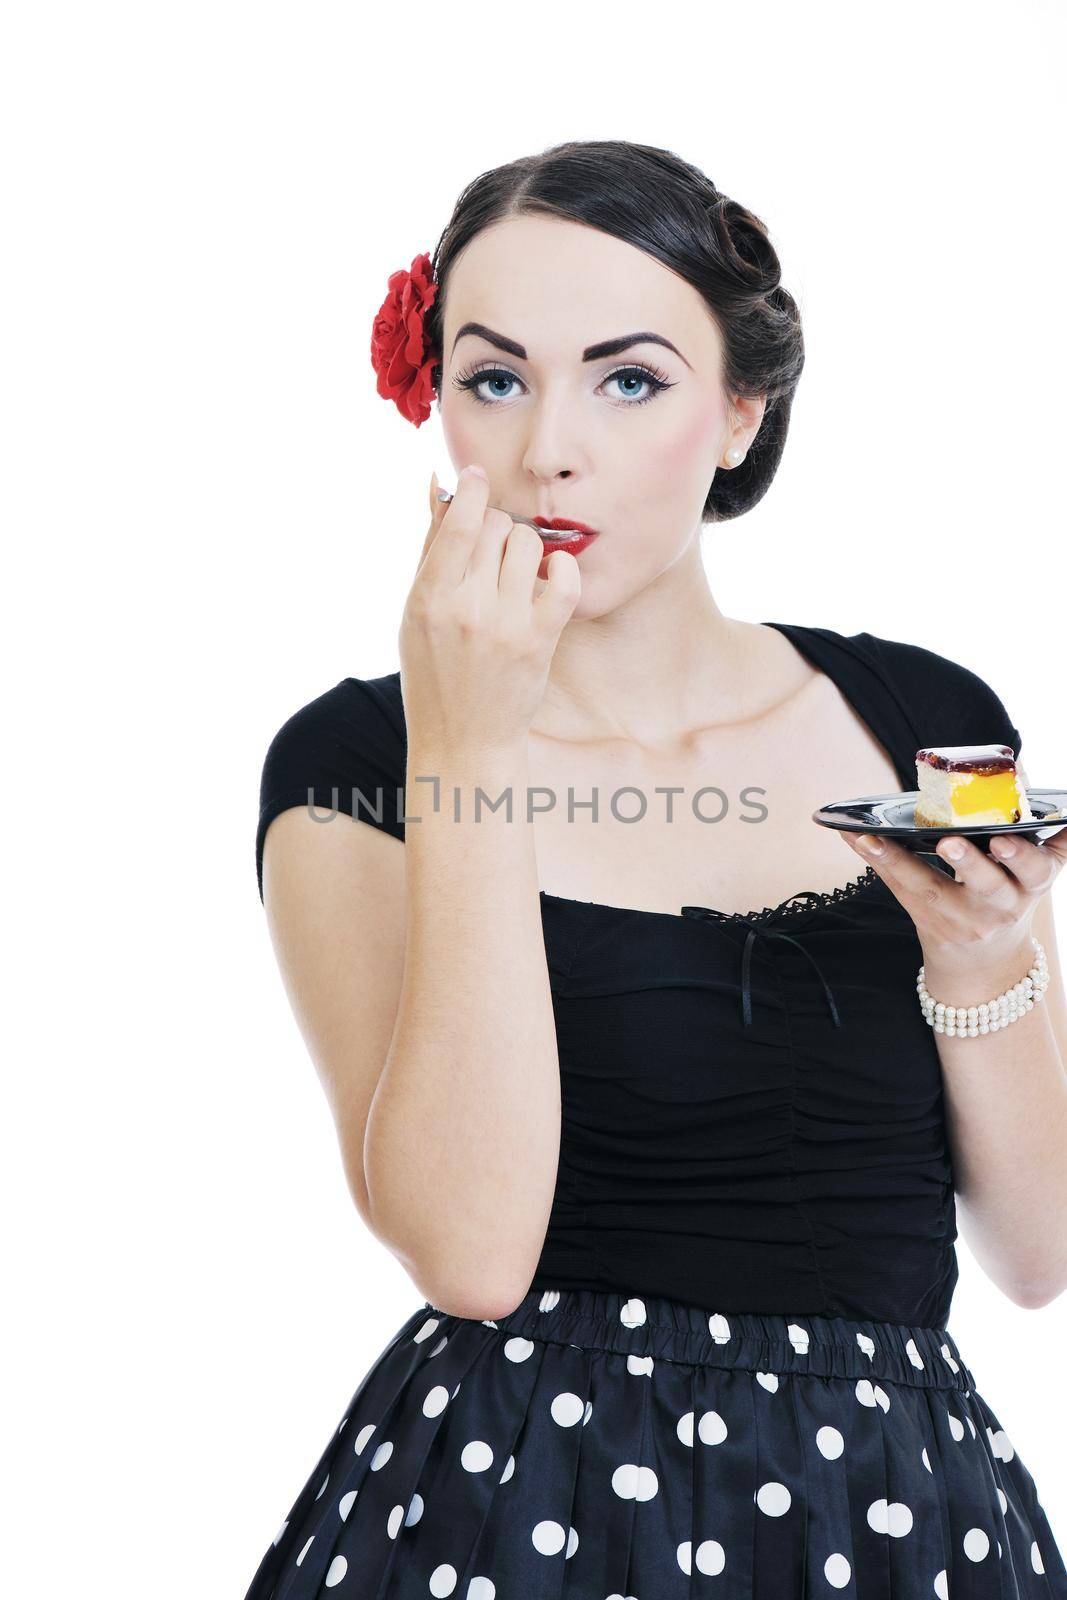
421, 139, 804, 523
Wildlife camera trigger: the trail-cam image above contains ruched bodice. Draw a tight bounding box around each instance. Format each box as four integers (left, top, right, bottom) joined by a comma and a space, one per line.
529, 867, 960, 1326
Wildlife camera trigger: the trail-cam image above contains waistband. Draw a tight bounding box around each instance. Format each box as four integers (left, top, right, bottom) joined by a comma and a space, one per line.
425, 1286, 976, 1394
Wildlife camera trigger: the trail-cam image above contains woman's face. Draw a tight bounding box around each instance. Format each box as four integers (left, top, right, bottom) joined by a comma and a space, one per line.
436, 214, 763, 616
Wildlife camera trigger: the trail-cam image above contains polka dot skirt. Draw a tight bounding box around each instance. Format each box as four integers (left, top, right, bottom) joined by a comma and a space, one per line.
243, 1286, 1067, 1597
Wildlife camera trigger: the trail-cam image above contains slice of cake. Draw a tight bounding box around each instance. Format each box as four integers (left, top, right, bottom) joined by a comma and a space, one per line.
913, 744, 1032, 827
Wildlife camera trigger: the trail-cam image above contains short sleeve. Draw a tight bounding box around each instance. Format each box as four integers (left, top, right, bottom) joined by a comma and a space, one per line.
256, 674, 407, 904
855, 630, 1024, 772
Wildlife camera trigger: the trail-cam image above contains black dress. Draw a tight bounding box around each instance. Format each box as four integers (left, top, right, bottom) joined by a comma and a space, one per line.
243, 622, 1066, 1598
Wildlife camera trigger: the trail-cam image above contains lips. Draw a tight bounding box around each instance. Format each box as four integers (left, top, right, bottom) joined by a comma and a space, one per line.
533, 517, 598, 535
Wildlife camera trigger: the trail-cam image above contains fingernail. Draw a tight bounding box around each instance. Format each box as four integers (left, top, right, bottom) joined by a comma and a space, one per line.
436, 489, 452, 502
461, 464, 489, 481
941, 839, 965, 860
856, 834, 884, 855
991, 837, 1016, 857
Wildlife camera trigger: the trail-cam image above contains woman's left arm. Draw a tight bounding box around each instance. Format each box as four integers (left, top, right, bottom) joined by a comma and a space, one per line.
844, 827, 1067, 1310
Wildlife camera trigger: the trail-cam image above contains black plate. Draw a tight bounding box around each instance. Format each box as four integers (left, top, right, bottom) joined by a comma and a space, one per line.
813, 788, 1067, 868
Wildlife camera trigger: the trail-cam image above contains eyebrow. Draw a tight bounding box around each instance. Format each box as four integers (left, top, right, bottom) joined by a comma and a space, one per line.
450, 321, 693, 370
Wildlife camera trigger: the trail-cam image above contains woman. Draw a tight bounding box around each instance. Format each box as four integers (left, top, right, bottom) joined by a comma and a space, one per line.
245, 140, 1067, 1598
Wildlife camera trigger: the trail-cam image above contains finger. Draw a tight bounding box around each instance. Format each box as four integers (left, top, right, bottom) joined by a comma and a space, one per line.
933, 833, 1029, 911
466, 505, 514, 583
496, 520, 548, 604
531, 546, 582, 633
417, 465, 491, 587
987, 832, 1062, 897
415, 471, 451, 576
847, 832, 962, 910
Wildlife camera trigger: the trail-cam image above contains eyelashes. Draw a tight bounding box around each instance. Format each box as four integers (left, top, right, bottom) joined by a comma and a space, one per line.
450, 361, 676, 409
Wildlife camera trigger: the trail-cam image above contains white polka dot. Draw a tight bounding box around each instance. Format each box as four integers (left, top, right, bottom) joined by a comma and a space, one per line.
997, 1488, 1008, 1515
429, 1335, 448, 1357
963, 1527, 990, 1561
1032, 1540, 1045, 1574
551, 1392, 585, 1427
934, 1569, 949, 1600
856, 1332, 876, 1360
539, 1289, 560, 1312
966, 1416, 977, 1438
756, 1371, 779, 1392
272, 1520, 288, 1545
620, 1297, 646, 1327
296, 1535, 314, 1565
532, 1519, 566, 1555
611, 1462, 658, 1501
429, 1563, 457, 1595
339, 1489, 358, 1520
824, 1552, 851, 1588
504, 1337, 535, 1363
461, 1440, 494, 1472
946, 1411, 964, 1441
566, 1525, 579, 1557
424, 1385, 450, 1417
405, 1493, 423, 1526
989, 1427, 1015, 1462
788, 1322, 810, 1353
583, 1399, 593, 1425
324, 1555, 348, 1587
756, 1481, 791, 1516
315, 1472, 329, 1499
499, 1454, 515, 1483
868, 1499, 889, 1534
921, 1447, 932, 1473
695, 1539, 726, 1575
906, 1337, 925, 1369
856, 1379, 877, 1407
817, 1426, 844, 1460
874, 1385, 891, 1412
370, 1440, 393, 1470
337, 1415, 349, 1433
888, 1502, 913, 1537
386, 1504, 404, 1539
708, 1312, 731, 1343
468, 1580, 496, 1599
698, 1409, 728, 1445
354, 1422, 376, 1454
867, 1499, 913, 1537
414, 1316, 441, 1342
940, 1342, 960, 1374
677, 1411, 694, 1447
677, 1540, 692, 1574
627, 1353, 655, 1376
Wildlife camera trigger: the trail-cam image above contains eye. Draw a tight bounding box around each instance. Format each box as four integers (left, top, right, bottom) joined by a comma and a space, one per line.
450, 362, 675, 409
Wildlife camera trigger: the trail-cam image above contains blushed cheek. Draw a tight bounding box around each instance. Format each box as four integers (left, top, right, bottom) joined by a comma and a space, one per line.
663, 398, 725, 478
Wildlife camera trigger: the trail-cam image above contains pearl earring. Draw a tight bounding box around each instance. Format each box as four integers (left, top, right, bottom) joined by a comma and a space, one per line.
725, 446, 745, 467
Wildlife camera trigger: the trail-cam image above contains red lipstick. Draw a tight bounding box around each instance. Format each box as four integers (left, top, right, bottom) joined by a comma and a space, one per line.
533, 517, 599, 536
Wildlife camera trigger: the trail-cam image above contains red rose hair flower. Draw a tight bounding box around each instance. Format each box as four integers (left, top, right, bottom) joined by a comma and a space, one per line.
369, 250, 439, 427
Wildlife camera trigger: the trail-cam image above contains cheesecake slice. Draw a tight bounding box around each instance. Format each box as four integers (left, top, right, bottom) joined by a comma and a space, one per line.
913, 744, 1032, 827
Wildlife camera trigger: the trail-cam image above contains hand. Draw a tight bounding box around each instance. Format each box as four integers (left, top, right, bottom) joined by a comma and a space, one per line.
400, 466, 582, 757
842, 826, 1067, 1001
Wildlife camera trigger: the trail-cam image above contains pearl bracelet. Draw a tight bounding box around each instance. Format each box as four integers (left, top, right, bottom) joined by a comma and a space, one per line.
917, 937, 1049, 1036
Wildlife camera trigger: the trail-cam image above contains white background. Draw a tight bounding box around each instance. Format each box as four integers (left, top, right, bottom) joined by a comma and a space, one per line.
5, 2, 1065, 1593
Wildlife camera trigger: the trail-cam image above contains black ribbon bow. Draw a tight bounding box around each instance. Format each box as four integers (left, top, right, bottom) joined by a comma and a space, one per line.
679, 890, 844, 1029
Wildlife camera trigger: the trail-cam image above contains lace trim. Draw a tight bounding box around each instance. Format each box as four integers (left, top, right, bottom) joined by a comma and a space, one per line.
721, 863, 882, 924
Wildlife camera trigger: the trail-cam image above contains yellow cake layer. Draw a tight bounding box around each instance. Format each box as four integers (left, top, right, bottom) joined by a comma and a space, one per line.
949, 771, 1021, 819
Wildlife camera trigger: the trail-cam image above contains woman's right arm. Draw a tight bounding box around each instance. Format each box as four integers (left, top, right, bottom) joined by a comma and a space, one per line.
363, 469, 582, 1323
